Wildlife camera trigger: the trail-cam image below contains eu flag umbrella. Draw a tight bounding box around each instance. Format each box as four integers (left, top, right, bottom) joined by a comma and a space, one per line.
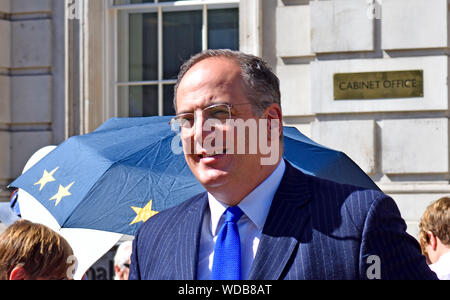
10, 116, 379, 238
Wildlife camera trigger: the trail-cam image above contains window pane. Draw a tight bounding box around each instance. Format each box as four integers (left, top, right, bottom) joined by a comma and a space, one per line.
120, 86, 159, 117
118, 0, 191, 3
208, 8, 239, 50
117, 3, 240, 118
129, 13, 158, 81
163, 85, 176, 116
163, 11, 202, 80
114, 0, 154, 4
131, 0, 153, 3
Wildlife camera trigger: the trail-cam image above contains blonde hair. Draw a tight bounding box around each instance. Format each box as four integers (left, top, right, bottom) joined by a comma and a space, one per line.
419, 197, 450, 254
0, 220, 74, 280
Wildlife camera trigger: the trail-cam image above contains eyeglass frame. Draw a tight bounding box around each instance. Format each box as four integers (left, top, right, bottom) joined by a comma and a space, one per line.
168, 102, 254, 131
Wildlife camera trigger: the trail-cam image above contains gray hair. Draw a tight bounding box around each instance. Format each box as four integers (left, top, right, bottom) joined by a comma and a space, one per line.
173, 49, 281, 115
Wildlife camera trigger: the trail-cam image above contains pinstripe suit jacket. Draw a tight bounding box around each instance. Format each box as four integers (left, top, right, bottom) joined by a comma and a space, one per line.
129, 161, 437, 280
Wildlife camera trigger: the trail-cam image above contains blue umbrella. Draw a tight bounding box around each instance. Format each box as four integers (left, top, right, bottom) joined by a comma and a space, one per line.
283, 126, 378, 190
9, 116, 379, 236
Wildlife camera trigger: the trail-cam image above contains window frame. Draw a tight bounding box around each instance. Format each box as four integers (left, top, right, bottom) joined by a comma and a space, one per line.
104, 0, 240, 119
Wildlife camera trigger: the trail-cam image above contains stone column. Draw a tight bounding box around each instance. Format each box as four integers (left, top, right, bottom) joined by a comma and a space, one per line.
0, 0, 11, 202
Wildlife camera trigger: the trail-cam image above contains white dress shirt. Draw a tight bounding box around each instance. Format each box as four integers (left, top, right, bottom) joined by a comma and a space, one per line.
197, 160, 286, 280
429, 251, 450, 280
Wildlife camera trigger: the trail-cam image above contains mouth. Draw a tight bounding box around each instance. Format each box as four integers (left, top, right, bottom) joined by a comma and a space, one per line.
197, 148, 228, 160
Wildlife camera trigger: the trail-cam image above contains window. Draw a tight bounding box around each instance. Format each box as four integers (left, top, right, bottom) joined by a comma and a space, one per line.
111, 0, 239, 118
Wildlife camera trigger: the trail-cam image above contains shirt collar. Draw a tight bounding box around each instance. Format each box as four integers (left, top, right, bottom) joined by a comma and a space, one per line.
207, 159, 286, 235
435, 252, 450, 264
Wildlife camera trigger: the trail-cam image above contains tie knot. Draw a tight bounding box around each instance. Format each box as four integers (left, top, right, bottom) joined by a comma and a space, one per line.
225, 206, 243, 223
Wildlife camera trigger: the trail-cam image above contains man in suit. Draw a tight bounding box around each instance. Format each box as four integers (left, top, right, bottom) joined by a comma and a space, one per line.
129, 49, 436, 280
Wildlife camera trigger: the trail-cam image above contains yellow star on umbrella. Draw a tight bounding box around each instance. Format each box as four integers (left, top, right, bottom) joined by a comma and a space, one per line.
49, 182, 75, 206
34, 167, 59, 191
130, 200, 159, 225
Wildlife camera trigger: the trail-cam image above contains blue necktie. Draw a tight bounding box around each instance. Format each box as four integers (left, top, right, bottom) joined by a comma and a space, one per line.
212, 206, 244, 280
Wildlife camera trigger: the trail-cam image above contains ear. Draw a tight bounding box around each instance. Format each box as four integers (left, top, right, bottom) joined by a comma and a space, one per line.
264, 104, 283, 140
9, 266, 27, 280
427, 231, 438, 251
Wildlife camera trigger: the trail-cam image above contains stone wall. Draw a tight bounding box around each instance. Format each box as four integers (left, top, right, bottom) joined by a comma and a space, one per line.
0, 0, 65, 202
268, 0, 450, 238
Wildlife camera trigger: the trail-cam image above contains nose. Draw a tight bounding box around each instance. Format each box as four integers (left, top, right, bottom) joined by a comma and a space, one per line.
181, 110, 209, 155
192, 111, 222, 155
193, 112, 205, 148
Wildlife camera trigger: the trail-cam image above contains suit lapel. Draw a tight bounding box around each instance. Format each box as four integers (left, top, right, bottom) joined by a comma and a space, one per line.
174, 192, 208, 280
248, 161, 312, 280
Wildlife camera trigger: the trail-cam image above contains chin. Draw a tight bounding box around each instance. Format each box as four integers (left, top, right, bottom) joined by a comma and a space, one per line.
195, 167, 230, 189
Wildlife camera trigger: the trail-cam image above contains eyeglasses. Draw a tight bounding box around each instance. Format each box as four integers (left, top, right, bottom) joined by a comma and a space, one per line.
169, 103, 251, 133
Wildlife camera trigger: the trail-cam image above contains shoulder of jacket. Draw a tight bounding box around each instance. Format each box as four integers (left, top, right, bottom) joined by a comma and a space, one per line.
135, 191, 207, 236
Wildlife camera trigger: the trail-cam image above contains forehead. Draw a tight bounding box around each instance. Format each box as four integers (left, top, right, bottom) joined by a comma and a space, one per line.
183, 56, 242, 84
176, 57, 247, 110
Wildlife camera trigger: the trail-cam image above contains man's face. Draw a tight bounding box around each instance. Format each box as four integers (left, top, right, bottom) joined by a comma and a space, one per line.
175, 57, 275, 200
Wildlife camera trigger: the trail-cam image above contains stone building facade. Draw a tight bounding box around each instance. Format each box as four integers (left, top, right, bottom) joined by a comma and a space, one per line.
0, 0, 449, 239
0, 0, 66, 203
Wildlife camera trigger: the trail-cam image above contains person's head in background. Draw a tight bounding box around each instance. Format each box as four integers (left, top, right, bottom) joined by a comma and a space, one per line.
114, 240, 133, 280
419, 196, 450, 264
0, 219, 74, 280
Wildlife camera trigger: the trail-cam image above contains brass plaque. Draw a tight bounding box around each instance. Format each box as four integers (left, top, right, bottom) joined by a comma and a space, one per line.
334, 70, 423, 100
